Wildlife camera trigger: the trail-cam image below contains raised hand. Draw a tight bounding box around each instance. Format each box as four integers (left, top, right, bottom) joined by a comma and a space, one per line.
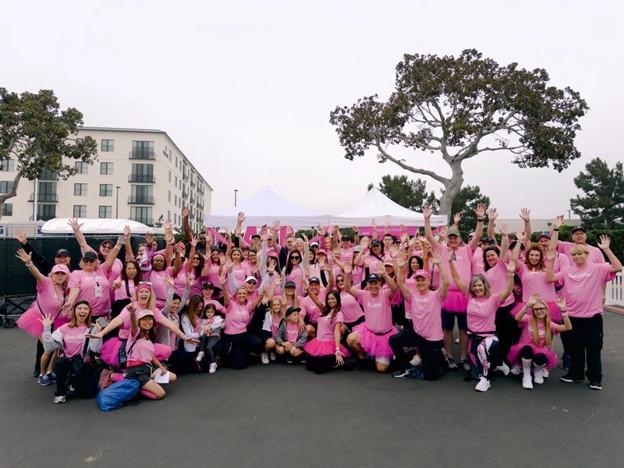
430, 254, 441, 266
182, 207, 190, 219
67, 218, 83, 232
15, 248, 32, 264
506, 259, 516, 273
519, 208, 531, 222
272, 220, 281, 232
14, 230, 27, 245
598, 235, 611, 250
190, 235, 199, 248
555, 296, 567, 311
453, 213, 462, 225
487, 208, 498, 221
351, 226, 359, 234
552, 215, 564, 230
40, 313, 53, 329
544, 249, 556, 262
360, 236, 370, 249
474, 203, 487, 219
343, 264, 353, 275
237, 212, 246, 224
527, 293, 541, 307
499, 223, 509, 236
422, 205, 432, 219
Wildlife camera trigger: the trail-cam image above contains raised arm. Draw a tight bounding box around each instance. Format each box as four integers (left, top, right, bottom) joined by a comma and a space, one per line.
422, 205, 440, 249
467, 203, 487, 252
123, 225, 135, 261
163, 222, 175, 265
498, 224, 510, 261
395, 259, 410, 298
448, 258, 468, 294
433, 255, 449, 299
381, 269, 398, 293
15, 231, 50, 273
486, 208, 497, 240
182, 206, 193, 242
186, 236, 198, 273
553, 297, 572, 332
497, 260, 516, 303
15, 249, 46, 283
548, 215, 564, 252
519, 208, 532, 249
598, 235, 623, 272
67, 218, 93, 254
102, 237, 123, 273
514, 293, 540, 321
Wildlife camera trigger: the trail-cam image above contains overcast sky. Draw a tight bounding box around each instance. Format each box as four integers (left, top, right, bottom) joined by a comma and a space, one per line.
2, 0, 622, 219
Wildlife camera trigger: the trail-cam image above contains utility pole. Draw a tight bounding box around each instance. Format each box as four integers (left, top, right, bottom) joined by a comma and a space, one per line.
234, 189, 238, 207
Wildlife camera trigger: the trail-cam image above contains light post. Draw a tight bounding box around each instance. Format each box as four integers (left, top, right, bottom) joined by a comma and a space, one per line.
234, 188, 238, 207
115, 186, 121, 218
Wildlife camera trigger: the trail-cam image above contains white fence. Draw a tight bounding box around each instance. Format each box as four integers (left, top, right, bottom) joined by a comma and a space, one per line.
606, 272, 624, 306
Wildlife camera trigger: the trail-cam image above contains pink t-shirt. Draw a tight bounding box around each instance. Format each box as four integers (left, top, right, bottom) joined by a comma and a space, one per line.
68, 269, 111, 317
316, 311, 344, 341
517, 315, 559, 348
472, 247, 485, 275
32, 278, 66, 321
436, 244, 473, 291
285, 266, 305, 296
352, 289, 393, 334
467, 294, 502, 334
57, 324, 88, 358
224, 301, 253, 335
557, 241, 605, 264
204, 299, 226, 314
300, 289, 327, 325
517, 263, 557, 303
147, 269, 171, 307
484, 261, 514, 307
555, 263, 614, 318
203, 262, 222, 290
286, 321, 300, 343
230, 263, 251, 292
113, 279, 137, 302
126, 333, 155, 364
339, 247, 354, 265
105, 258, 123, 282
339, 291, 364, 324
408, 289, 444, 342
117, 305, 166, 340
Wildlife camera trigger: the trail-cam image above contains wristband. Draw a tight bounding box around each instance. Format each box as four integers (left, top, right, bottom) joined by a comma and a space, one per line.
477, 217, 485, 222
25, 262, 34, 267
553, 228, 559, 231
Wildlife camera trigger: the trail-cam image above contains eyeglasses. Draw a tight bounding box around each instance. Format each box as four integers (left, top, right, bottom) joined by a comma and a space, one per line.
193, 256, 201, 260
101, 244, 113, 250
291, 256, 301, 261
532, 307, 547, 312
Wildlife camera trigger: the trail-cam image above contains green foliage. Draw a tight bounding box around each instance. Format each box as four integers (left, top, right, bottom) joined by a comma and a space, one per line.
570, 157, 624, 230
450, 185, 490, 234
369, 175, 438, 211
0, 88, 98, 209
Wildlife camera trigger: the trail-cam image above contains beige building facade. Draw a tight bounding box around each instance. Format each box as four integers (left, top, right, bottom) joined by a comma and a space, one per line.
0, 127, 212, 232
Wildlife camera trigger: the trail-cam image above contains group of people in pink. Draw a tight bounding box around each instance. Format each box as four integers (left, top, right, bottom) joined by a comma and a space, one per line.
13, 202, 622, 406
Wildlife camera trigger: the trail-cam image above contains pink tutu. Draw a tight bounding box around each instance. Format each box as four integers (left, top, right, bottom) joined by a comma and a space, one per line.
511, 301, 562, 322
17, 308, 45, 338
303, 339, 350, 357
442, 290, 468, 313
507, 342, 558, 370
101, 338, 173, 367
353, 323, 398, 360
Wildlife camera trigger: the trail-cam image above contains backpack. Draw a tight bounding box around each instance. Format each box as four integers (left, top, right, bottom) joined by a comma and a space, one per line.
96, 379, 141, 412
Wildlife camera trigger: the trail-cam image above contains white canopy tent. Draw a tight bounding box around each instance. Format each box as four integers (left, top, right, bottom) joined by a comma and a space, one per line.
40, 218, 161, 235
204, 187, 331, 229
330, 188, 448, 227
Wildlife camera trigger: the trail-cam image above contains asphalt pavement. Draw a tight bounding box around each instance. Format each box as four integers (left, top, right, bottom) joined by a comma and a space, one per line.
1, 312, 623, 468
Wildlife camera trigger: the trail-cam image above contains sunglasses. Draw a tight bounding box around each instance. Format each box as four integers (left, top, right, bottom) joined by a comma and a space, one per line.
532, 307, 547, 312
193, 256, 201, 260
82, 258, 96, 263
291, 256, 301, 261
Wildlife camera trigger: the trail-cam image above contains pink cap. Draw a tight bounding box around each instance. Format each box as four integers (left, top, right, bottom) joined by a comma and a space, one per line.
50, 264, 70, 275
414, 269, 430, 278
137, 309, 154, 320
317, 249, 328, 256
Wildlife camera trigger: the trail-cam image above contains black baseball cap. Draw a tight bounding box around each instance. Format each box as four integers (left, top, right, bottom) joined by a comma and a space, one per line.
55, 248, 70, 257
82, 251, 98, 261
285, 306, 301, 317
285, 280, 296, 289
371, 240, 381, 247
480, 236, 495, 245
201, 282, 215, 290
367, 274, 382, 283
308, 276, 320, 284
571, 226, 586, 234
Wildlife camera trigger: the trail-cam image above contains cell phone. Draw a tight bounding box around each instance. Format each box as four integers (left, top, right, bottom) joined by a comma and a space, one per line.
117, 235, 125, 244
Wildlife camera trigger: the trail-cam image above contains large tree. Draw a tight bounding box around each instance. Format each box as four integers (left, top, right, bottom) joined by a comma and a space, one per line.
0, 88, 97, 218
330, 49, 588, 219
571, 157, 624, 229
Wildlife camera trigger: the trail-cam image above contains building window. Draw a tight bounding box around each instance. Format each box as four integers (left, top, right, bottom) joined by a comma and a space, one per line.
174, 194, 177, 206
37, 181, 58, 202
168, 171, 171, 183
101, 139, 114, 152
130, 163, 154, 183
167, 210, 170, 221
130, 206, 153, 225
131, 141, 155, 160
0, 181, 13, 194
99, 184, 113, 197
73, 205, 87, 217
2, 203, 12, 216
99, 206, 112, 218
37, 204, 56, 221
75, 161, 88, 174
168, 191, 171, 203
100, 162, 114, 175
129, 185, 154, 204
74, 183, 88, 196
0, 159, 15, 172
39, 168, 58, 180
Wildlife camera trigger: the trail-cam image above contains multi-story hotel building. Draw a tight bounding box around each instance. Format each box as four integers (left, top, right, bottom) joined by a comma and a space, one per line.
0, 127, 212, 232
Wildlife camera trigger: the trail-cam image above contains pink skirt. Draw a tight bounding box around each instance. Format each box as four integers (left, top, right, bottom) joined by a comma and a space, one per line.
303, 339, 350, 357
101, 338, 172, 367
17, 308, 69, 339
353, 323, 398, 360
511, 301, 561, 322
443, 290, 468, 313
507, 342, 558, 369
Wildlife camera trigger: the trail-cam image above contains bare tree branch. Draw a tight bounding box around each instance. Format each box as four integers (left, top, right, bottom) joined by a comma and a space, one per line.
375, 141, 450, 185
0, 171, 23, 206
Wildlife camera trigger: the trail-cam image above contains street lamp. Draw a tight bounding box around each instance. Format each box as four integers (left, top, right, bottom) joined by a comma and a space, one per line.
115, 186, 121, 218
234, 188, 238, 207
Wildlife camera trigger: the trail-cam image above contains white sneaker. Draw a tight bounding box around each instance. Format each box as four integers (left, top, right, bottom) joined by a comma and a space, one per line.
542, 368, 549, 379
261, 352, 269, 365
496, 362, 510, 376
53, 395, 66, 404
195, 351, 205, 363
475, 376, 491, 392
522, 374, 534, 390
533, 367, 545, 385
269, 352, 277, 362
510, 365, 521, 376
209, 362, 217, 374
409, 354, 422, 367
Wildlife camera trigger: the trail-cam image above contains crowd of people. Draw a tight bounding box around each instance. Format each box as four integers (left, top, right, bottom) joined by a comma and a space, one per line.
13, 204, 622, 406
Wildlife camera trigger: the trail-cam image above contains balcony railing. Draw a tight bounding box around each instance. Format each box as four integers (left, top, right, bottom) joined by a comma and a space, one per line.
128, 174, 155, 183
131, 217, 154, 226
129, 150, 155, 160
128, 196, 155, 205
29, 193, 58, 203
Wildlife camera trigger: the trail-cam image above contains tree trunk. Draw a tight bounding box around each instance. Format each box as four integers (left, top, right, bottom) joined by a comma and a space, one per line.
438, 162, 464, 222
0, 172, 23, 221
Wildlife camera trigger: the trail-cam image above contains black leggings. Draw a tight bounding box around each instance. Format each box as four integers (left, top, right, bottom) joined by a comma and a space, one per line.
199, 335, 220, 363
54, 357, 99, 398
305, 355, 339, 374
389, 329, 445, 380
568, 315, 603, 383
495, 304, 520, 364
219, 332, 263, 369
519, 345, 547, 366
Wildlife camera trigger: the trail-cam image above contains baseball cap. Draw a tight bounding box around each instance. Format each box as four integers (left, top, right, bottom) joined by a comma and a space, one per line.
414, 269, 430, 279
571, 226, 586, 234
308, 276, 320, 284
55, 248, 70, 258
284, 280, 296, 289
367, 274, 382, 283
244, 276, 257, 284
285, 306, 301, 317
201, 281, 215, 290
447, 227, 461, 237
50, 264, 70, 275
82, 251, 98, 261
137, 309, 154, 320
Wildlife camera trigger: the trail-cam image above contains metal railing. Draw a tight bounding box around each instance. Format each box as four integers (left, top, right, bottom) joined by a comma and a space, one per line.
127, 196, 155, 205
129, 150, 155, 160
28, 193, 58, 203
128, 174, 155, 183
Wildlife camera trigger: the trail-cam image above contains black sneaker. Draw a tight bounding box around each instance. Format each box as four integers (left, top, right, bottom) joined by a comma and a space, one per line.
588, 382, 603, 391
560, 373, 583, 383
392, 369, 410, 378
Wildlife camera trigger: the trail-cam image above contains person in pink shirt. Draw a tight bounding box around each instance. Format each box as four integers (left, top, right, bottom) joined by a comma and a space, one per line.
124, 306, 178, 400
303, 291, 350, 374
220, 276, 265, 369
66, 250, 112, 319
508, 294, 572, 390
391, 256, 449, 380
111, 260, 142, 317
202, 247, 224, 297
275, 307, 308, 363
354, 238, 385, 280
546, 235, 622, 390
16, 249, 70, 386
67, 218, 123, 282
41, 301, 103, 404
345, 269, 399, 373
423, 203, 487, 371
450, 256, 516, 392
335, 269, 364, 332
282, 250, 306, 296
552, 221, 605, 265
226, 247, 252, 294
